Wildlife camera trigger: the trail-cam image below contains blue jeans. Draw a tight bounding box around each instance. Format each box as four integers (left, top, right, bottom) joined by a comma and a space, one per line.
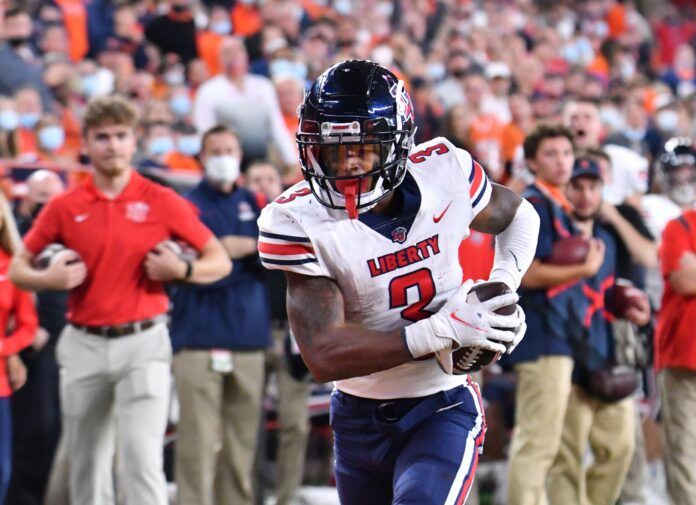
0, 396, 12, 504
331, 381, 486, 505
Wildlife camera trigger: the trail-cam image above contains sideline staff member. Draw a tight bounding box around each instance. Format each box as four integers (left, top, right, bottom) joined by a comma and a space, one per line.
9, 96, 231, 505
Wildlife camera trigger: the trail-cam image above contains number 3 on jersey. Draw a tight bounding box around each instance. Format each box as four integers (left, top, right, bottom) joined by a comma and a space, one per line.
388, 268, 436, 322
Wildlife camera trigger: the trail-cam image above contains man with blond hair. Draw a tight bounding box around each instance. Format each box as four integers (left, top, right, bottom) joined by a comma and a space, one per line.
10, 95, 231, 505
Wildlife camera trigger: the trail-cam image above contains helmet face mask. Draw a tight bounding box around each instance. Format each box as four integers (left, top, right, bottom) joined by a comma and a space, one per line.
297, 60, 415, 218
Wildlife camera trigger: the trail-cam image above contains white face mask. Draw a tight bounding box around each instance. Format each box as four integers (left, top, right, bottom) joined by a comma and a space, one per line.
205, 155, 240, 185
656, 110, 679, 132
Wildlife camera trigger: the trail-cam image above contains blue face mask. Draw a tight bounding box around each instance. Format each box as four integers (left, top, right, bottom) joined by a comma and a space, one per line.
0, 110, 19, 131
19, 113, 40, 129
148, 136, 175, 156
38, 126, 65, 152
169, 94, 191, 117
177, 135, 201, 156
210, 20, 232, 35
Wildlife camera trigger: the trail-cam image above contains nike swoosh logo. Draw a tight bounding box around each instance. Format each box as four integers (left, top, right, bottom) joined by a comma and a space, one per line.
510, 250, 522, 272
75, 214, 89, 223
433, 201, 453, 223
450, 312, 484, 333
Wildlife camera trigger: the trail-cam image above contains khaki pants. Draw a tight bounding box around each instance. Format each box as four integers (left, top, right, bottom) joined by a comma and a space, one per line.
56, 323, 171, 505
508, 355, 574, 505
267, 328, 312, 505
547, 386, 634, 505
619, 397, 647, 504
659, 368, 696, 505
173, 349, 265, 505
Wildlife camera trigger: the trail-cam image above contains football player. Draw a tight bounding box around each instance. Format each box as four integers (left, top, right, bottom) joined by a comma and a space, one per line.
258, 60, 540, 504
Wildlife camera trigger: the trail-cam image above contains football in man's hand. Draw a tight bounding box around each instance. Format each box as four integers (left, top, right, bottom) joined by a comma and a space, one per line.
32, 243, 82, 270
158, 239, 199, 262
445, 281, 518, 375
608, 279, 648, 319
546, 235, 590, 265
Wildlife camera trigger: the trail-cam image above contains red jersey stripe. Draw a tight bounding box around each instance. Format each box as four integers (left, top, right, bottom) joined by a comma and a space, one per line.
469, 161, 484, 199
258, 241, 315, 256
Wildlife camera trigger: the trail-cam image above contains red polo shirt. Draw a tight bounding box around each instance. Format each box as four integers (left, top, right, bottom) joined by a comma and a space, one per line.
0, 250, 38, 397
24, 171, 213, 326
656, 210, 696, 372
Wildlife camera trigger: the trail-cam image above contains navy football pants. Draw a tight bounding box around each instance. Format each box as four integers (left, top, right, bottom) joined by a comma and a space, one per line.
331, 380, 485, 505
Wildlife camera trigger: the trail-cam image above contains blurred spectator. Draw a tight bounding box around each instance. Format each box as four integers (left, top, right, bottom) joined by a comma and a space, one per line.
33, 114, 71, 165
102, 3, 149, 70
442, 104, 473, 152
9, 96, 230, 505
503, 93, 536, 189
13, 86, 44, 159
662, 44, 696, 98
38, 23, 70, 62
53, 0, 89, 63
170, 126, 269, 505
483, 61, 512, 124
193, 36, 297, 171
138, 121, 177, 169
145, 0, 198, 65
8, 170, 67, 505
656, 204, 696, 505
0, 191, 38, 504
464, 70, 505, 181
196, 4, 230, 76
605, 97, 662, 161
0, 6, 53, 111
435, 50, 472, 109
169, 123, 202, 173
3, 6, 39, 65
246, 160, 313, 505
504, 124, 600, 505
563, 98, 648, 207
42, 62, 83, 158
547, 157, 649, 505
0, 96, 19, 159
411, 77, 445, 145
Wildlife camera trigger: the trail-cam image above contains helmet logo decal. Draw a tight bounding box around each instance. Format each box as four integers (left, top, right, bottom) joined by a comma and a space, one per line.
389, 80, 414, 124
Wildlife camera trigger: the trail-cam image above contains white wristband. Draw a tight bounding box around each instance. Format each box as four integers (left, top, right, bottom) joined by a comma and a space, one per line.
403, 315, 454, 358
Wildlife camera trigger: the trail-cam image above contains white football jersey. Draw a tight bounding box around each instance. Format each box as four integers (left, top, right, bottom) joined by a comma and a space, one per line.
257, 137, 492, 399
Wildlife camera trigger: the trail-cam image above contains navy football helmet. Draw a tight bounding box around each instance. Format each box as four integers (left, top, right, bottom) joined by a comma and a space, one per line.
297, 60, 416, 218
658, 137, 696, 206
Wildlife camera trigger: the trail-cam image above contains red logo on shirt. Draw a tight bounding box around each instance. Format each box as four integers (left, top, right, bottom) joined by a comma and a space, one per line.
126, 202, 150, 223
433, 201, 453, 223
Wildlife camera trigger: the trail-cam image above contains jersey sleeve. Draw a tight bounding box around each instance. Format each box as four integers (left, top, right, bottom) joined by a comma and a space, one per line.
163, 189, 214, 251
257, 203, 331, 278
23, 199, 62, 255
660, 216, 692, 277
451, 143, 492, 217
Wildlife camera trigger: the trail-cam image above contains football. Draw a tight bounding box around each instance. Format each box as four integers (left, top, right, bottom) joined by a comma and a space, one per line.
609, 279, 648, 319
448, 281, 518, 375
32, 243, 82, 270
159, 239, 199, 262
546, 235, 590, 265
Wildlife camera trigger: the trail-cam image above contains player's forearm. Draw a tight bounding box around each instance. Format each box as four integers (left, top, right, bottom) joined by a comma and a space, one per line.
488, 198, 540, 290
294, 325, 412, 382
521, 260, 587, 289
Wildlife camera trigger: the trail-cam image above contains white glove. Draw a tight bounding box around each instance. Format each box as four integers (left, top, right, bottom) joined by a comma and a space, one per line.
507, 304, 526, 354
403, 280, 521, 359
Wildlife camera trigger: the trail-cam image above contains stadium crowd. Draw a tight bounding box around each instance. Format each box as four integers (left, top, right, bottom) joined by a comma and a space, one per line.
0, 0, 694, 504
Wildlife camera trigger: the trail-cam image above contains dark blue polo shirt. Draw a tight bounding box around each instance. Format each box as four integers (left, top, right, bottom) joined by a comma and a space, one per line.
170, 180, 271, 352
503, 185, 587, 366
576, 223, 618, 373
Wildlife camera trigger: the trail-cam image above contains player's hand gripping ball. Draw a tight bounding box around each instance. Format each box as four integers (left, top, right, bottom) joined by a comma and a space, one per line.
439, 281, 521, 375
